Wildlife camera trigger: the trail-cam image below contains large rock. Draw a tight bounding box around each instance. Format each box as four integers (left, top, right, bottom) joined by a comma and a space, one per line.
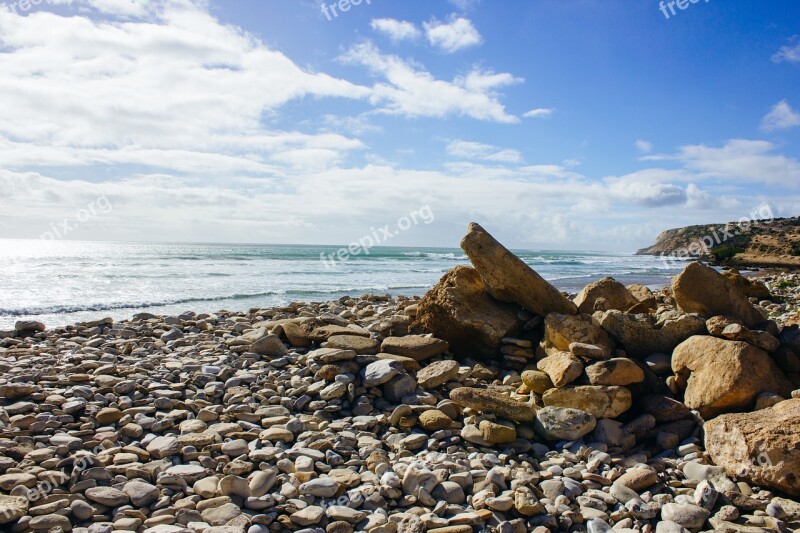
537, 352, 583, 388
450, 387, 537, 423
705, 399, 800, 496
585, 358, 645, 386
413, 266, 523, 357
460, 222, 577, 316
542, 385, 632, 418
672, 336, 793, 418
574, 277, 639, 314
722, 269, 771, 300
672, 262, 765, 327
380, 336, 448, 361
597, 310, 706, 358
543, 313, 613, 357
534, 406, 596, 441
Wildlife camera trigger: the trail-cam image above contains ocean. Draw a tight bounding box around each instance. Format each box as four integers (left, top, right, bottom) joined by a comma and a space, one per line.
0, 240, 687, 329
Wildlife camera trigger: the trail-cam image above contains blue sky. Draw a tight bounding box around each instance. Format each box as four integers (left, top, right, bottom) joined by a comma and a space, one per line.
0, 0, 799, 251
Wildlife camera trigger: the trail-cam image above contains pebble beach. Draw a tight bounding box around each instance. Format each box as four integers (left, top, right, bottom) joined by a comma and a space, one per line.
0, 224, 798, 533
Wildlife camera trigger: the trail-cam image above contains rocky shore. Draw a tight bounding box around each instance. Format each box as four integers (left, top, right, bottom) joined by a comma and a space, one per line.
0, 222, 798, 533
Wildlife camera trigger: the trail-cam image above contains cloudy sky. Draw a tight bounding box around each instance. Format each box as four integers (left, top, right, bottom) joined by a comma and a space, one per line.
1, 0, 799, 251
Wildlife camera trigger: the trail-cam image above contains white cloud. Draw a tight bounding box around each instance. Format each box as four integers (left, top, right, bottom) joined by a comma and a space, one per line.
448, 0, 480, 10
370, 18, 421, 42
678, 139, 800, 185
635, 139, 653, 153
772, 37, 800, 63
761, 100, 800, 131
424, 16, 482, 53
447, 140, 522, 163
523, 108, 555, 119
340, 42, 521, 123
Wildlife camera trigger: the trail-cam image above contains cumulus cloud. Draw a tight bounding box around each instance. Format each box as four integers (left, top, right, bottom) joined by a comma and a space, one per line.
424, 16, 482, 53
340, 42, 521, 123
678, 139, 800, 185
772, 37, 800, 63
761, 100, 800, 131
370, 18, 421, 42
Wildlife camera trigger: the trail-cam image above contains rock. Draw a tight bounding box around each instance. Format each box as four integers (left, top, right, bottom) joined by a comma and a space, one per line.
672, 262, 765, 326
542, 385, 632, 418
85, 486, 130, 507
574, 277, 639, 313
147, 435, 181, 458
309, 324, 369, 343
0, 495, 28, 524
628, 284, 658, 309
380, 336, 449, 361
0, 383, 39, 399
660, 503, 711, 531
201, 502, 242, 526
460, 222, 577, 316
585, 358, 645, 386
479, 420, 517, 444
640, 395, 692, 423
15, 320, 45, 333
363, 360, 403, 387
450, 387, 537, 422
704, 399, 800, 496
672, 336, 794, 418
592, 418, 634, 448
29, 514, 73, 531
721, 323, 780, 352
325, 335, 380, 355
521, 370, 554, 394
431, 481, 466, 504
543, 313, 612, 357
722, 269, 771, 300
412, 266, 523, 358
96, 407, 124, 425
537, 352, 583, 388
383, 373, 417, 403
534, 406, 596, 441
123, 480, 160, 507
249, 334, 289, 357
300, 478, 341, 498
597, 310, 706, 358
271, 320, 311, 347
615, 468, 658, 491
418, 410, 452, 431
416, 359, 459, 389
291, 505, 325, 526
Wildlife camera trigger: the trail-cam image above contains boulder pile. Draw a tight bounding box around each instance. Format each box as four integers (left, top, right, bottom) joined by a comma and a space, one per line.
0, 222, 797, 533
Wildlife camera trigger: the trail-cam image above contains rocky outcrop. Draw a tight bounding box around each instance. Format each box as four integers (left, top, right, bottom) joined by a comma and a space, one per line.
460, 222, 577, 316
672, 336, 794, 418
705, 399, 800, 496
672, 262, 765, 326
412, 266, 523, 357
574, 277, 639, 314
597, 309, 706, 358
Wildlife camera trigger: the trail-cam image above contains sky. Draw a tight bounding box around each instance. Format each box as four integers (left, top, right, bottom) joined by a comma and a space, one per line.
0, 0, 799, 252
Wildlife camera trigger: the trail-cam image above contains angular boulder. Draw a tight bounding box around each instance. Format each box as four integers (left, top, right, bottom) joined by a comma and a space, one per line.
597, 310, 706, 358
574, 277, 639, 314
722, 269, 771, 300
585, 358, 645, 386
537, 352, 583, 388
672, 262, 765, 327
534, 406, 596, 441
672, 336, 793, 419
413, 266, 523, 358
543, 313, 613, 358
450, 387, 537, 423
705, 399, 800, 496
460, 222, 577, 316
542, 385, 632, 418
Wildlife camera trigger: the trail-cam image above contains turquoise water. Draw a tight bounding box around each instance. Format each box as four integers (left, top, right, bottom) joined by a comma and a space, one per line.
0, 240, 685, 328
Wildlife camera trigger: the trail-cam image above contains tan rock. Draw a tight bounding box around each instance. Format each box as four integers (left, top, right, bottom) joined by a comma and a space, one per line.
537, 352, 583, 388
672, 262, 765, 326
418, 410, 453, 431
450, 387, 537, 423
542, 385, 632, 418
722, 269, 771, 300
413, 266, 523, 357
479, 420, 517, 444
615, 468, 658, 491
597, 310, 706, 358
460, 222, 577, 316
543, 313, 613, 357
521, 370, 554, 394
627, 284, 657, 310
705, 399, 800, 496
325, 335, 380, 355
574, 277, 639, 314
672, 336, 794, 418
416, 360, 460, 389
380, 336, 448, 361
585, 358, 645, 386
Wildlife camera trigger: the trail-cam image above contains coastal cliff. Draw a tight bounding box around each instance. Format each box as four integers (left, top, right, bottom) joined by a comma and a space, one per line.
636, 216, 800, 268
